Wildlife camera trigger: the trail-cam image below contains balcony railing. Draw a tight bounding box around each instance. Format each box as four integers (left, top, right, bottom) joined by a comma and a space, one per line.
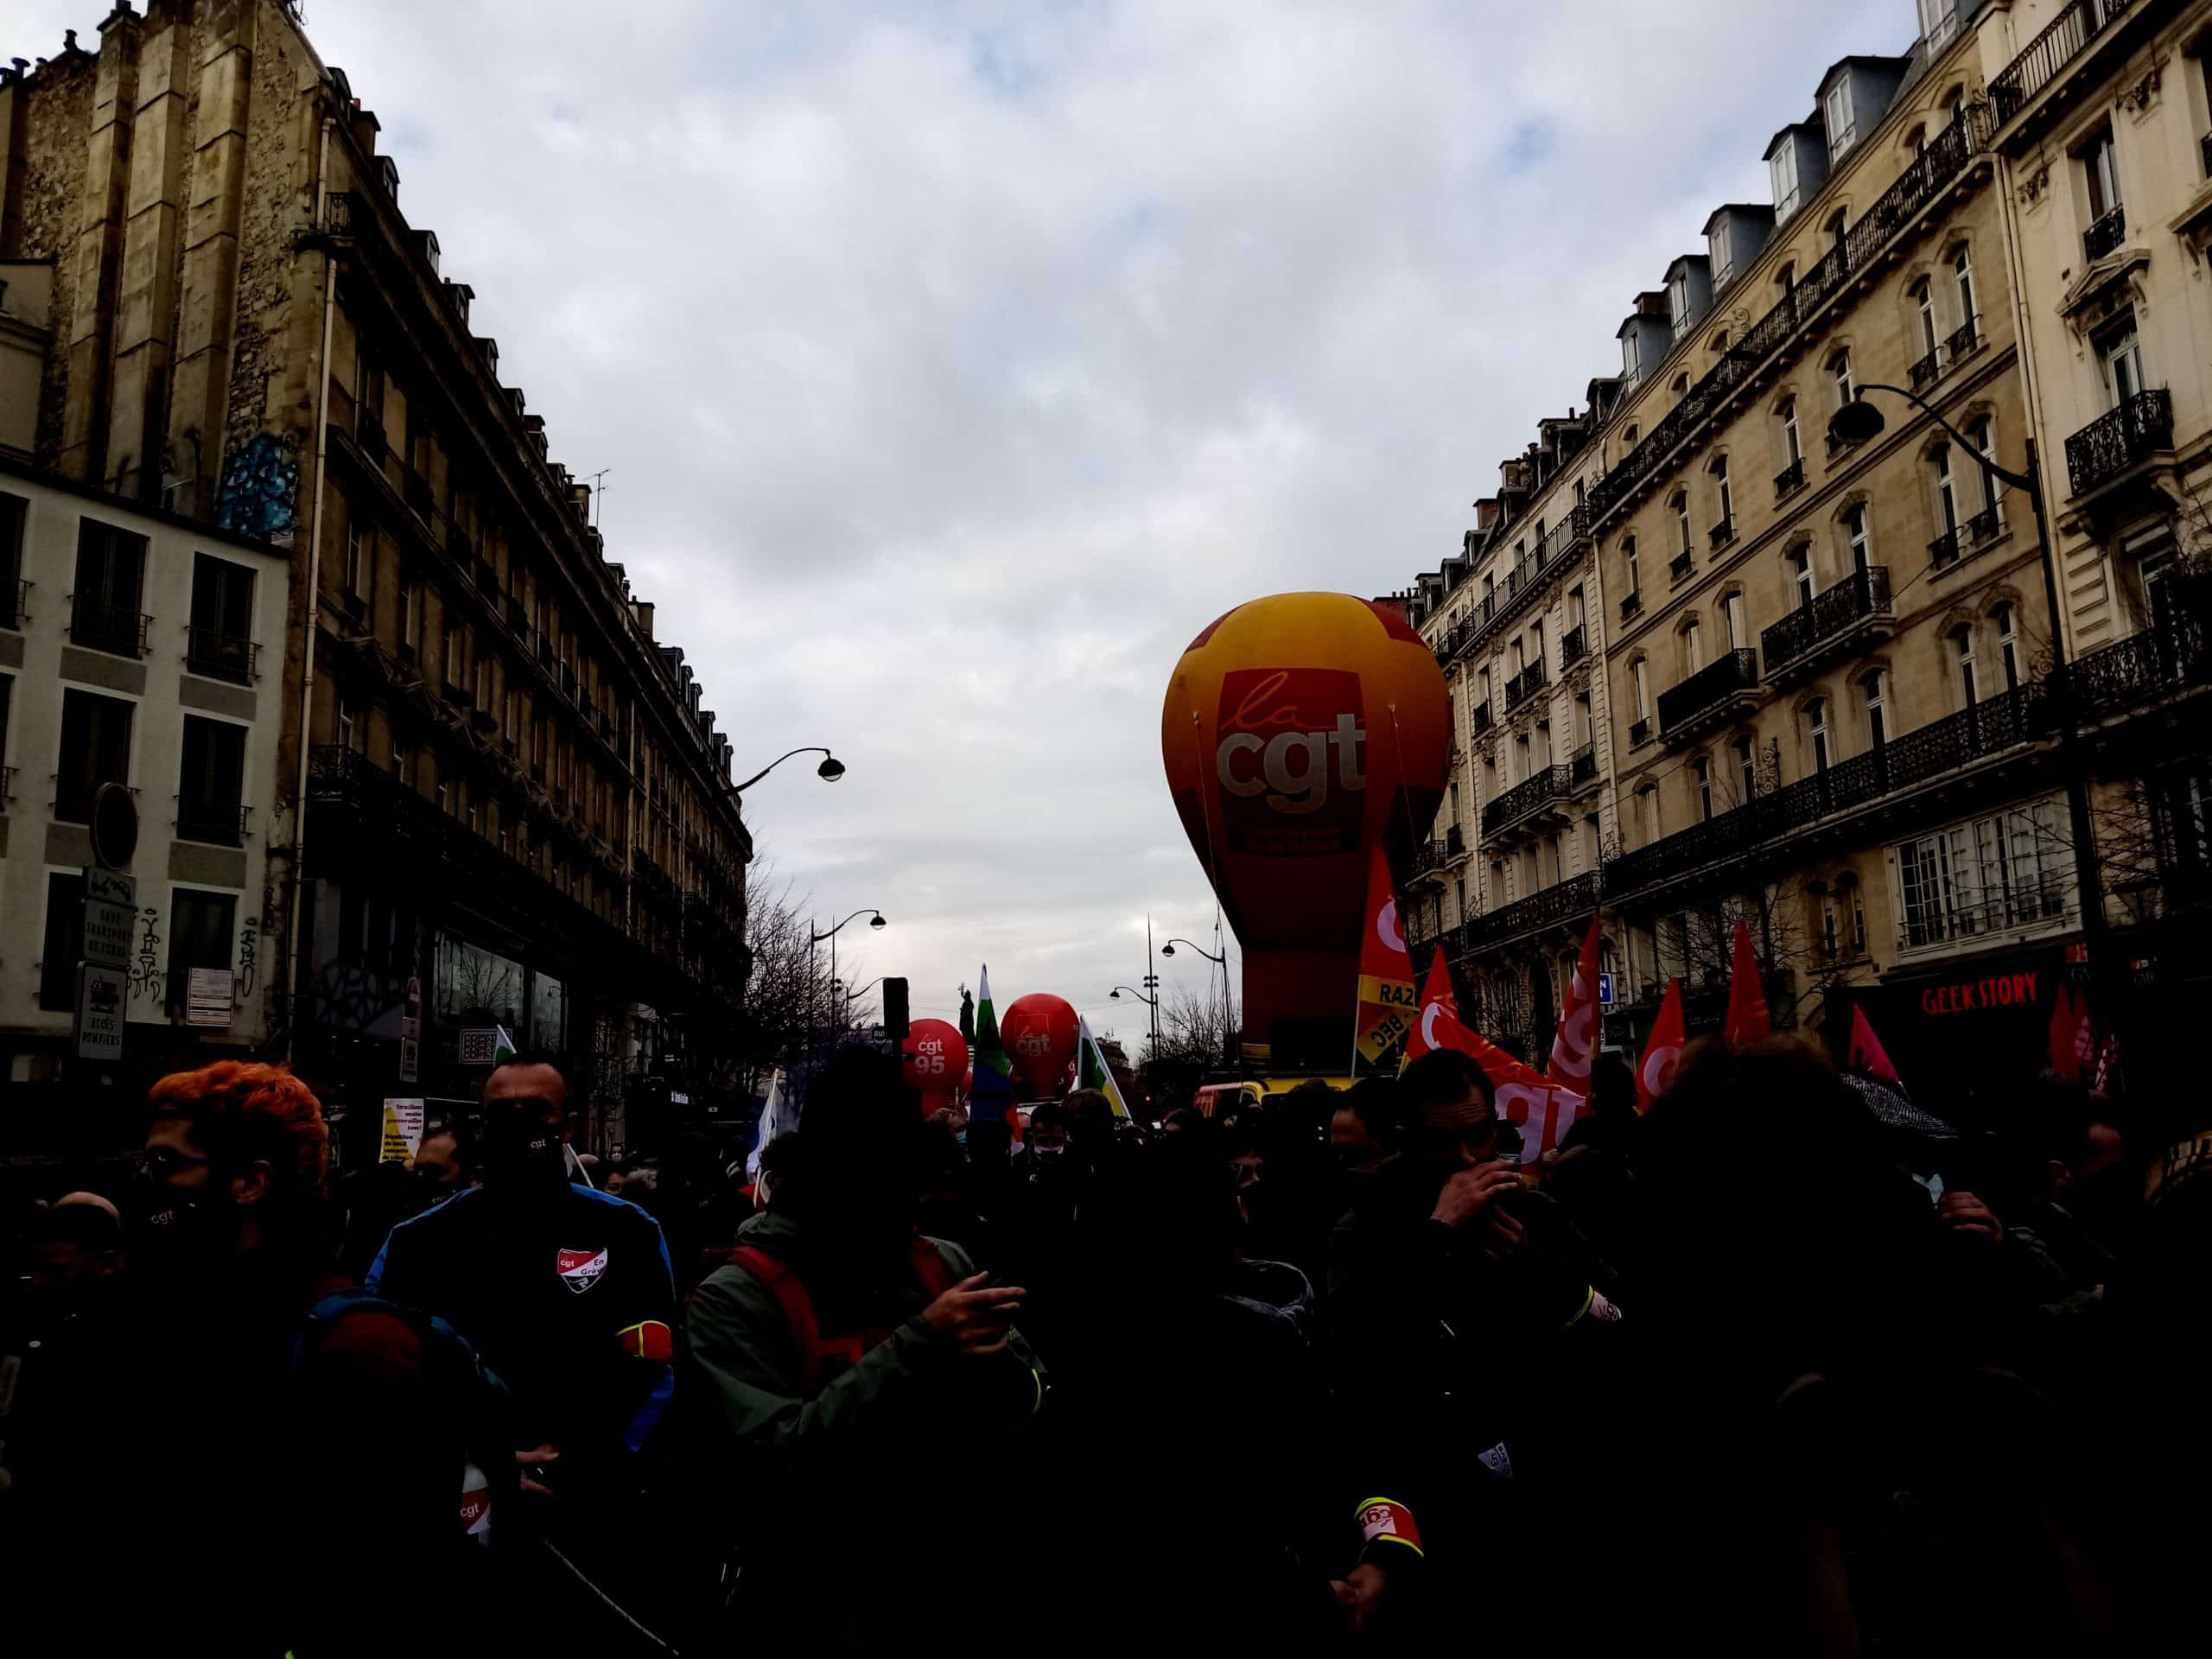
0, 576, 27, 629
1505, 656, 1548, 710
1569, 743, 1597, 785
176, 801, 250, 848
186, 626, 260, 684
1630, 715, 1651, 747
1467, 869, 1599, 950
1908, 346, 1941, 393
1900, 873, 2071, 952
1945, 317, 1980, 363
1483, 764, 1571, 836
1657, 647, 1759, 738
1560, 624, 1586, 669
1763, 566, 1891, 674
1620, 589, 1643, 621
1991, 0, 2145, 125
2082, 205, 2126, 263
1708, 516, 1735, 550
1929, 527, 1962, 569
1586, 103, 1987, 530
1774, 457, 1806, 501
1470, 700, 1493, 734
68, 595, 151, 658
2064, 389, 2171, 498
1669, 550, 1694, 582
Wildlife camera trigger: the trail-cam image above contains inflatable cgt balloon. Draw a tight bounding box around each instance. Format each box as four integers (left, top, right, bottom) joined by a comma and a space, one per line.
902, 1019, 969, 1115
1162, 594, 1450, 1067
1001, 993, 1078, 1100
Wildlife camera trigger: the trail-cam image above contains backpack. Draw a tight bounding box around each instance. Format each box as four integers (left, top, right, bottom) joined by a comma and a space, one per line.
724, 1238, 957, 1392
291, 1286, 518, 1547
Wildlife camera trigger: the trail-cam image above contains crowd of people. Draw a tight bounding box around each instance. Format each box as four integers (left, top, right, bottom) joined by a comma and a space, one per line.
1, 1033, 2204, 1654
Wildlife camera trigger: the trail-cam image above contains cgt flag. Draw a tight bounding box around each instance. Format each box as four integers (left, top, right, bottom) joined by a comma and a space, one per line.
1406, 996, 1582, 1163
1636, 979, 1685, 1116
1546, 910, 1603, 1087
1723, 919, 1770, 1046
1075, 1015, 1134, 1120
1353, 844, 1418, 1074
969, 966, 1016, 1126
1846, 1005, 1902, 1087
1416, 946, 1458, 1022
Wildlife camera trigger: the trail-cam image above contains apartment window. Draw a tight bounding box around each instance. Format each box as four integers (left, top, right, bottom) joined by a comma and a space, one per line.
1683, 617, 1704, 673
1448, 779, 1462, 826
1845, 502, 1872, 571
436, 777, 452, 817
395, 743, 414, 790
1780, 397, 1802, 467
1823, 896, 1843, 960
1933, 444, 1961, 535
1829, 348, 1855, 409
72, 518, 148, 657
2099, 321, 2145, 408
2083, 126, 2123, 223
445, 621, 466, 691
1967, 416, 2004, 520
1952, 244, 1978, 335
1694, 757, 1714, 822
188, 555, 257, 684
177, 716, 247, 846
1919, 0, 1956, 51
1853, 886, 1870, 952
1477, 667, 1491, 706
1669, 270, 1690, 327
1673, 493, 1692, 556
1789, 543, 1816, 607
165, 889, 238, 1019
1777, 262, 1796, 294
38, 872, 87, 1013
1735, 734, 1758, 801
1567, 585, 1585, 631
1514, 733, 1531, 783
1632, 658, 1651, 720
1624, 536, 1640, 596
0, 491, 25, 627
1952, 624, 1980, 708
1911, 279, 1939, 360
1576, 692, 1594, 747
56, 689, 133, 822
1995, 603, 2021, 690
344, 518, 367, 601
1825, 77, 1858, 159
1863, 670, 1889, 749
1897, 799, 2069, 948
468, 798, 483, 837
1710, 454, 1733, 528
1772, 141, 1801, 220
1510, 637, 1525, 676
399, 580, 420, 651
1807, 698, 1832, 772
1638, 785, 1661, 843
1671, 372, 1691, 398
337, 698, 357, 753
1624, 425, 1638, 448
1724, 590, 1748, 649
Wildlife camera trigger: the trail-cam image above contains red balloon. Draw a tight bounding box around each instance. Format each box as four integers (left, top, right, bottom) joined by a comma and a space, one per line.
901, 1020, 969, 1113
1001, 994, 1079, 1100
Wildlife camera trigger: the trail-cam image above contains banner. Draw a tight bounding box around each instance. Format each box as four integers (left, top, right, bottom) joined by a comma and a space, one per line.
1546, 910, 1602, 1085
379, 1097, 426, 1164
1406, 998, 1581, 1164
1723, 920, 1770, 1046
1636, 980, 1684, 1116
1353, 843, 1417, 1073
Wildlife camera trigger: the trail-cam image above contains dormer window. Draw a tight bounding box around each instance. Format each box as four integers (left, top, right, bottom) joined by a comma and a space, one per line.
1918, 0, 1956, 52
1825, 78, 1857, 160
1669, 269, 1690, 326
1771, 143, 1801, 222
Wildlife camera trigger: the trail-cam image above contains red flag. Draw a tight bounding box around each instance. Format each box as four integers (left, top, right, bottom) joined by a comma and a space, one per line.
1723, 919, 1770, 1046
1353, 844, 1417, 1072
1636, 978, 1685, 1116
1845, 1005, 1900, 1085
2047, 985, 2088, 1084
1407, 1001, 1582, 1161
1417, 946, 1459, 1021
1546, 910, 1604, 1087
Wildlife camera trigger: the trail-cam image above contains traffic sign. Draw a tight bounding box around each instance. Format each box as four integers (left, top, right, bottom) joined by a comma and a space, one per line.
90, 782, 139, 871
81, 868, 137, 969
74, 963, 128, 1060
1597, 971, 1615, 1008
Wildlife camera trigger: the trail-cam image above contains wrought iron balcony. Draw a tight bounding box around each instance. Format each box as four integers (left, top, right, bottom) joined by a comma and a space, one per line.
1909, 346, 1941, 393
1774, 457, 1806, 501
1945, 318, 1980, 362
176, 801, 251, 848
185, 626, 260, 685
1991, 0, 2145, 125
0, 576, 27, 629
1560, 624, 1586, 670
1470, 700, 1493, 734
2083, 205, 2126, 262
1569, 743, 1597, 786
1929, 528, 1961, 570
1657, 647, 1759, 741
1629, 715, 1651, 747
68, 594, 152, 658
2064, 389, 2171, 498
1444, 822, 1466, 858
1763, 566, 1892, 678
1505, 656, 1548, 710
1708, 516, 1735, 550
1466, 869, 1599, 950
1483, 763, 1572, 836
1620, 589, 1643, 621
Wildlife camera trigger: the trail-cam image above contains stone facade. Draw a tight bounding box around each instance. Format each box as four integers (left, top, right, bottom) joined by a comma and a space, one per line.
0, 1, 752, 1160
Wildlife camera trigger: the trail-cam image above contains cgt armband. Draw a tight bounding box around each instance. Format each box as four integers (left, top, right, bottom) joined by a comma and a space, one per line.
1353, 1497, 1423, 1559
617, 1319, 675, 1363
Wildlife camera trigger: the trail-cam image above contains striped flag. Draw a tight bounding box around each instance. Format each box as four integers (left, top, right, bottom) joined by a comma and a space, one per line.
1075, 1015, 1133, 1119
493, 1025, 518, 1065
969, 966, 1015, 1124
1353, 844, 1417, 1075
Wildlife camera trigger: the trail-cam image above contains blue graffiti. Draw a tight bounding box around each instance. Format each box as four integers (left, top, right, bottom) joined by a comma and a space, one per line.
213, 433, 301, 540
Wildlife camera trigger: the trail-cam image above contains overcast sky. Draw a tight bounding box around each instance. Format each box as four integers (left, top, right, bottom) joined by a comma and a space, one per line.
19, 0, 1908, 1045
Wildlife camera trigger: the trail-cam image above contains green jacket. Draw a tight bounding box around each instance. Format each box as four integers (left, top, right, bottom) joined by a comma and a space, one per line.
682, 1209, 1042, 1492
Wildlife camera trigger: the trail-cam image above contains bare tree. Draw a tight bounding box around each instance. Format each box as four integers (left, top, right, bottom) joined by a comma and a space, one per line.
1147, 982, 1241, 1070
741, 861, 823, 1086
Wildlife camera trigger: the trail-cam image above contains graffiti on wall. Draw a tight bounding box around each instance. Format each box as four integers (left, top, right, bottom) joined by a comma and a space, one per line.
213, 433, 300, 543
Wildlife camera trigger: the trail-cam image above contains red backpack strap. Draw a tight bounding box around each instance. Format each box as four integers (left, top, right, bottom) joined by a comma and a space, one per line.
911, 1236, 959, 1300
728, 1244, 825, 1387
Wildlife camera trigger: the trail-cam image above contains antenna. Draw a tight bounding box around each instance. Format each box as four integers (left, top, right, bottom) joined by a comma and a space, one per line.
588, 467, 612, 528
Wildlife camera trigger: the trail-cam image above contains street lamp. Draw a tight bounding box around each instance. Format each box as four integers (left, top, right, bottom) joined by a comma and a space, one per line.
1160, 938, 1224, 963
809, 909, 887, 1049
1827, 384, 2102, 981
728, 747, 846, 797
1110, 985, 1158, 1005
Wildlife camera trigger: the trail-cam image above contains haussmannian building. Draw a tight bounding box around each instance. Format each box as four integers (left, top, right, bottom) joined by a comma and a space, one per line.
0, 0, 752, 1160
1396, 0, 2210, 1100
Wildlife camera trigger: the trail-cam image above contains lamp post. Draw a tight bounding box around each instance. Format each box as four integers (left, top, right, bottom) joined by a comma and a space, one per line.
1163, 936, 1234, 1070
810, 908, 886, 1050
728, 747, 846, 801
1827, 385, 2103, 983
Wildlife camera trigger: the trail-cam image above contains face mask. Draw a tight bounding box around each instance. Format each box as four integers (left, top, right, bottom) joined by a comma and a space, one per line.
1033, 1144, 1064, 1159
1911, 1171, 1946, 1205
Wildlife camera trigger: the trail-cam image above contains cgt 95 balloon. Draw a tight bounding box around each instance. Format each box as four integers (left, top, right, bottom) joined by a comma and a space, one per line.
902, 1019, 969, 1115
1161, 593, 1450, 1067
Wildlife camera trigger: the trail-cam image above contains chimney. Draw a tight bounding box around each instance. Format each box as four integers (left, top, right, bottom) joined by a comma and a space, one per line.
1474, 498, 1500, 531
634, 601, 655, 639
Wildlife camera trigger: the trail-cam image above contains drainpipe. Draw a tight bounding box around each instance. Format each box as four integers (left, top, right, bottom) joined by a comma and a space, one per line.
280, 113, 340, 1064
